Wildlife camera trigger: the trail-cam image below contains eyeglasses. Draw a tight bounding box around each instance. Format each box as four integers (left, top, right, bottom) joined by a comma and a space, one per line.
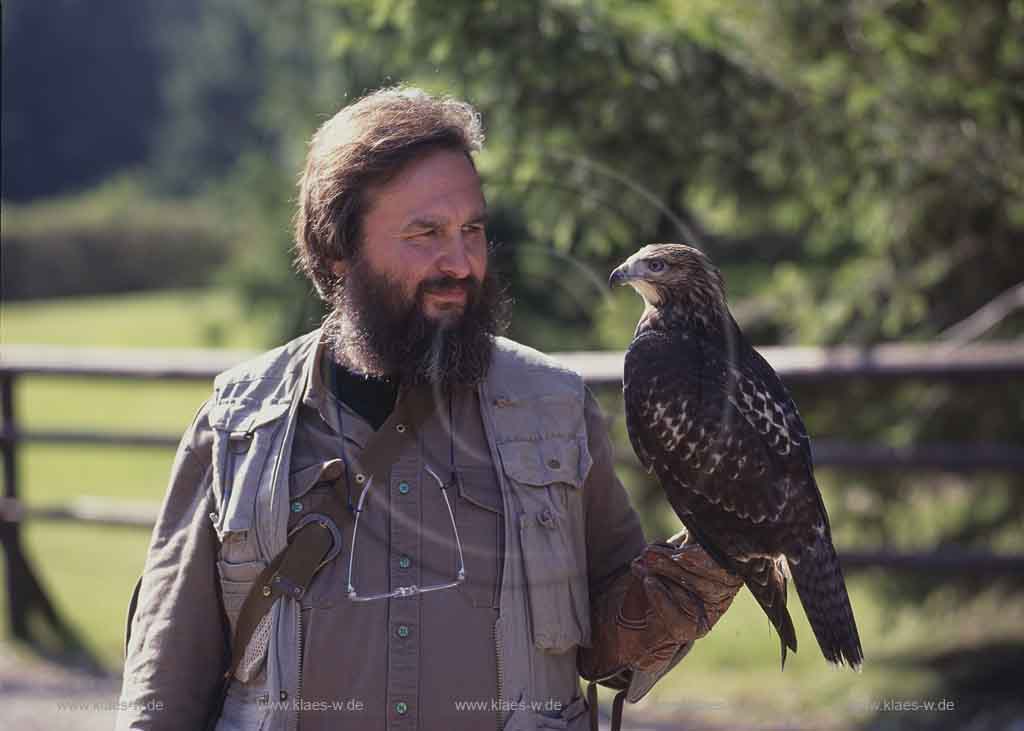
345, 463, 466, 602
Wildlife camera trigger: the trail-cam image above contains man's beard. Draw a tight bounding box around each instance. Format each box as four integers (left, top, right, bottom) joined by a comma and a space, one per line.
324, 257, 509, 392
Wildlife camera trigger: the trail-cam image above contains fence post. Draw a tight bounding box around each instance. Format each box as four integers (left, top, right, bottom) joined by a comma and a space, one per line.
0, 373, 98, 669
0, 372, 31, 638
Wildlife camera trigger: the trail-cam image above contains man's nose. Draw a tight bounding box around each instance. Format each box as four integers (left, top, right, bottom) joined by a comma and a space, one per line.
436, 233, 473, 280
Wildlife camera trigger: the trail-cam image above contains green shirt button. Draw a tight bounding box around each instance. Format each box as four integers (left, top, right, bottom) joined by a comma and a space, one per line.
395, 701, 408, 715
398, 481, 410, 494
290, 500, 302, 513
398, 556, 411, 569
396, 625, 410, 638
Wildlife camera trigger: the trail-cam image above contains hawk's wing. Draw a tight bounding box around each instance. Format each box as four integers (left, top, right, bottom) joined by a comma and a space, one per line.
623, 329, 828, 558
623, 325, 861, 669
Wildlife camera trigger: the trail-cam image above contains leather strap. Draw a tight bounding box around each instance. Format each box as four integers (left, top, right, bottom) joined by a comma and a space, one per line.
224, 524, 327, 678
587, 681, 599, 731
587, 681, 630, 731
222, 385, 435, 682
611, 689, 627, 731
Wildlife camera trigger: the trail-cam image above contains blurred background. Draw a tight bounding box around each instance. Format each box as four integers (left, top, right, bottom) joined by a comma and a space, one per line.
2, 1, 1023, 729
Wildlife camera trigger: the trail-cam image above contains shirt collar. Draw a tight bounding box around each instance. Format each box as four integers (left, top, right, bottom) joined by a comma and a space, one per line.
302, 334, 374, 450
301, 330, 482, 450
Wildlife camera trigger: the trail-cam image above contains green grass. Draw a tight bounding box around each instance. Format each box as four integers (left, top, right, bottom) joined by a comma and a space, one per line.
16, 378, 212, 436
1, 289, 268, 349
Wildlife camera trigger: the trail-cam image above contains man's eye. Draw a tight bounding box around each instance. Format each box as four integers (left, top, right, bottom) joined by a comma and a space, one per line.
462, 224, 485, 234
648, 259, 665, 272
413, 229, 437, 238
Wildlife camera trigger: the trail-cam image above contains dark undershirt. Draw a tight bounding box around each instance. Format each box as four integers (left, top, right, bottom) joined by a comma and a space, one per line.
330, 361, 400, 430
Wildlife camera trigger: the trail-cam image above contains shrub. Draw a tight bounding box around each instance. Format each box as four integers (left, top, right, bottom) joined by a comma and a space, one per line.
2, 177, 232, 300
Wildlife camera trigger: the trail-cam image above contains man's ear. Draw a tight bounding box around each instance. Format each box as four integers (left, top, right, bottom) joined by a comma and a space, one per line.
330, 260, 348, 278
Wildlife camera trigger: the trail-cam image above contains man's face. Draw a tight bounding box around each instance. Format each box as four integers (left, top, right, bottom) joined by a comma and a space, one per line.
336, 147, 489, 322
327, 148, 505, 388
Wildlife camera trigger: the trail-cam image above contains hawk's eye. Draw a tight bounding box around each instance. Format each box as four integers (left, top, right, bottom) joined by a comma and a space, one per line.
648, 259, 666, 273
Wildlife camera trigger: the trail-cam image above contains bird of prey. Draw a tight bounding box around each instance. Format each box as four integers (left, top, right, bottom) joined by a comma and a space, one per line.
610, 243, 863, 669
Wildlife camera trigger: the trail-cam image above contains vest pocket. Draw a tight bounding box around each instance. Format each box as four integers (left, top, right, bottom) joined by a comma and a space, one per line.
498, 437, 591, 653
518, 514, 590, 653
209, 401, 291, 537
215, 675, 272, 730
217, 555, 267, 641
217, 533, 270, 682
535, 693, 590, 729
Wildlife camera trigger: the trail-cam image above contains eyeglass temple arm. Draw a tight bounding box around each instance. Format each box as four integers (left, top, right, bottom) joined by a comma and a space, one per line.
345, 476, 374, 599
425, 465, 466, 581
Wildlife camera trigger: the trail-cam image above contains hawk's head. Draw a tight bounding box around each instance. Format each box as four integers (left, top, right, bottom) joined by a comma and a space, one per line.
610, 244, 727, 329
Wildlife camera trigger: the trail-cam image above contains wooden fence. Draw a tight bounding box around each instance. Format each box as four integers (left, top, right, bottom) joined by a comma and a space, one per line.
2, 341, 1024, 653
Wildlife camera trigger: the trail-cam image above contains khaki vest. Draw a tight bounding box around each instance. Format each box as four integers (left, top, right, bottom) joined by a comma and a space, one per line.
208, 330, 594, 731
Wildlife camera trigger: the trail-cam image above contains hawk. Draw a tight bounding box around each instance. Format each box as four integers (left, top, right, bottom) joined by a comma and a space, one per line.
610, 243, 863, 669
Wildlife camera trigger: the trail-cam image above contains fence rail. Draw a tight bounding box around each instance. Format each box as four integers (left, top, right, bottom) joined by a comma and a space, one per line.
2, 341, 1024, 654
4, 340, 1024, 382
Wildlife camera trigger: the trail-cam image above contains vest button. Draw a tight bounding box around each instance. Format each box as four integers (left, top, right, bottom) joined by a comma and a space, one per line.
290, 500, 303, 513
395, 701, 408, 715
396, 624, 410, 638
538, 509, 555, 528
396, 423, 407, 433
398, 556, 411, 569
398, 482, 411, 494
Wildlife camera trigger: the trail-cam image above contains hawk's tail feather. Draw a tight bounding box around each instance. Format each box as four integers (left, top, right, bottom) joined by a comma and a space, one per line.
743, 557, 798, 669
790, 541, 864, 670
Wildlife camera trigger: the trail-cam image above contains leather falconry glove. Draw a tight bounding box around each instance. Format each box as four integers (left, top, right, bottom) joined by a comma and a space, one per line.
579, 530, 742, 730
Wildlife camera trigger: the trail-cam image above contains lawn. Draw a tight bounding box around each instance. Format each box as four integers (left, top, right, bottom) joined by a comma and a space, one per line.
0, 289, 268, 349
2, 289, 1022, 730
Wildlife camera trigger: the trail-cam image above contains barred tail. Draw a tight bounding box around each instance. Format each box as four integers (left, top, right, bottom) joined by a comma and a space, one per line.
791, 541, 864, 670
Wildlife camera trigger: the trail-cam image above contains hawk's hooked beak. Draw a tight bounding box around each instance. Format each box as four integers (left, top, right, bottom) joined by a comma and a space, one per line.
609, 264, 631, 288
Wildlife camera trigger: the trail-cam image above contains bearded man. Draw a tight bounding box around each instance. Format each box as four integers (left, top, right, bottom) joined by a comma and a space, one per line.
117, 87, 742, 731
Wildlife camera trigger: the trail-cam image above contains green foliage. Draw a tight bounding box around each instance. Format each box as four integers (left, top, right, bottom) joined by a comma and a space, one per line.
323, 0, 1024, 345
700, 0, 1024, 344
1, 178, 233, 301
154, 0, 1019, 355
